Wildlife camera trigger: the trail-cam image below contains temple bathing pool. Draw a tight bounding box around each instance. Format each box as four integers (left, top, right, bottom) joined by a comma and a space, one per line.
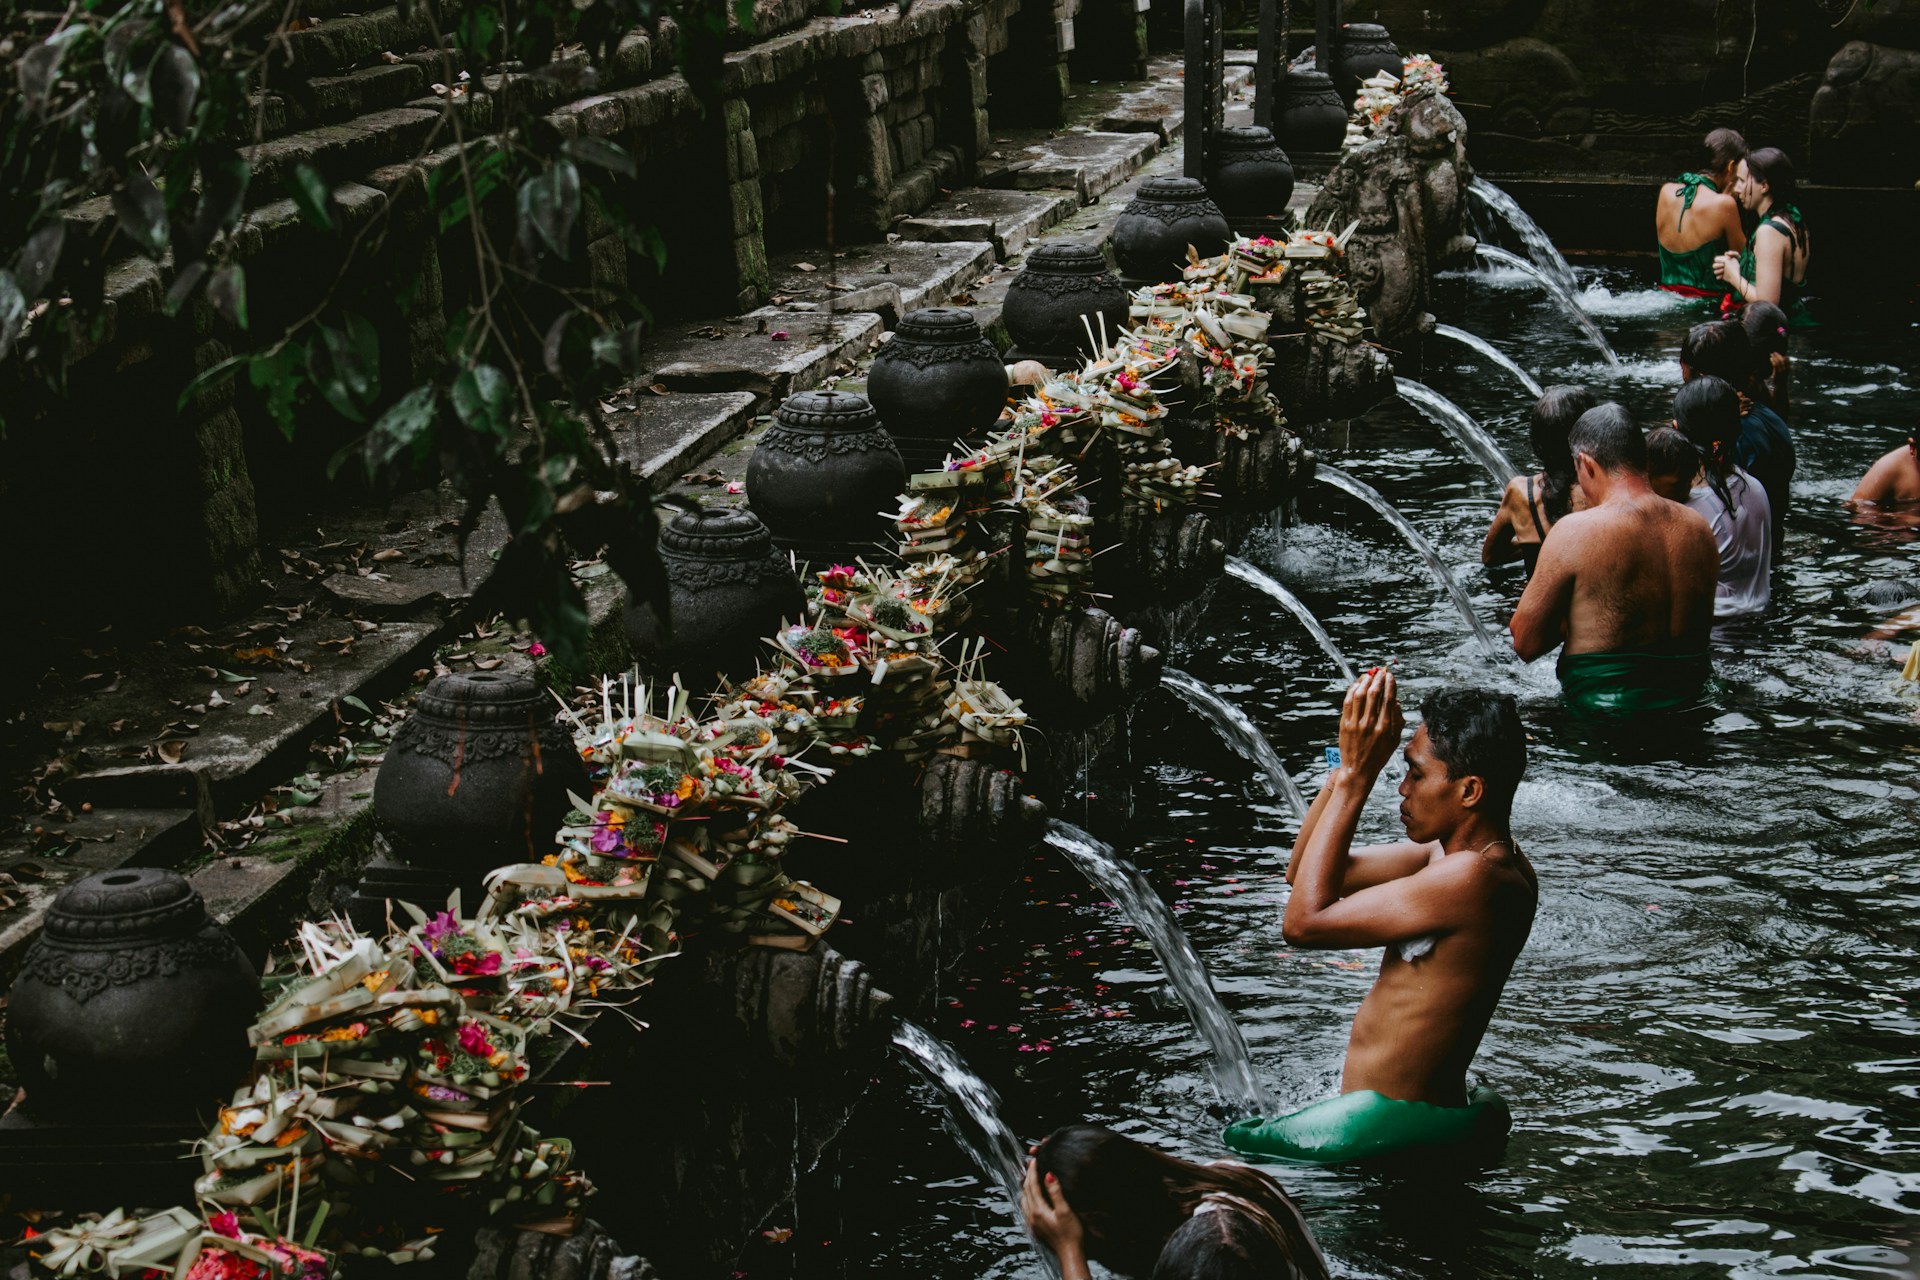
741, 266, 1920, 1280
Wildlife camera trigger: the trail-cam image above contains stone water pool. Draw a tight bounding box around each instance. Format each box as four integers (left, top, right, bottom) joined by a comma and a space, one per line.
740, 266, 1920, 1279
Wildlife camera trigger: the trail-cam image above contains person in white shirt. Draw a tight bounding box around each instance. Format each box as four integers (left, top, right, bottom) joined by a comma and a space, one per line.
1672, 375, 1772, 620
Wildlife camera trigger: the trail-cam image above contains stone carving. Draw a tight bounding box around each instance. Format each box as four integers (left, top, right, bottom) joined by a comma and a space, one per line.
1809, 41, 1920, 179
918, 755, 1049, 854
627, 506, 806, 685
747, 390, 905, 564
1003, 241, 1129, 363
373, 672, 590, 882
866, 309, 1009, 473
1305, 86, 1475, 346
5, 868, 260, 1126
1112, 177, 1232, 280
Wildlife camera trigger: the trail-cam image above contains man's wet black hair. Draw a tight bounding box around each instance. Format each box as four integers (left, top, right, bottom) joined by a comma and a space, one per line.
1702, 127, 1746, 176
1419, 688, 1526, 821
1568, 402, 1647, 475
1681, 319, 1753, 388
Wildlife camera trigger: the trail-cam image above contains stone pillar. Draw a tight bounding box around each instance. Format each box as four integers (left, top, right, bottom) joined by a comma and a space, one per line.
721, 96, 771, 312
1071, 0, 1149, 82
182, 334, 264, 614
987, 0, 1078, 127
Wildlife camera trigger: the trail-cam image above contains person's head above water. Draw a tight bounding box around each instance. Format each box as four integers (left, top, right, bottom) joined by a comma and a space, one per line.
1529, 384, 1598, 521
1741, 301, 1789, 361
1700, 126, 1746, 188
1673, 375, 1741, 463
1152, 1208, 1300, 1280
1568, 402, 1649, 478
1644, 426, 1697, 503
1028, 1125, 1320, 1279
1680, 319, 1753, 389
1400, 688, 1527, 836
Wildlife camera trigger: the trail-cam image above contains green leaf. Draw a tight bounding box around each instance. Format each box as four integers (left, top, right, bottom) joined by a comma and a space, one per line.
516, 159, 580, 261
364, 384, 439, 478
150, 44, 201, 133
565, 136, 637, 178
591, 322, 646, 375
14, 222, 67, 300
452, 364, 514, 440
248, 346, 304, 439
308, 315, 381, 423
163, 260, 209, 316
288, 163, 335, 232
457, 5, 501, 55
112, 172, 169, 256
433, 148, 509, 234
207, 263, 248, 330
0, 271, 26, 363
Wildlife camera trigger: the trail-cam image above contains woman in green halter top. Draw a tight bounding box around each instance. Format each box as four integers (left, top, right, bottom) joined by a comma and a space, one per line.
1715, 147, 1812, 322
1656, 128, 1746, 297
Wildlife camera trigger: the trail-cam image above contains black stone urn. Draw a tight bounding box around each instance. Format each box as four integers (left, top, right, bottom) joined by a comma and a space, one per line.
4, 868, 260, 1126
625, 506, 806, 686
1335, 23, 1402, 103
1275, 69, 1348, 153
747, 390, 906, 565
1112, 177, 1233, 282
866, 308, 1009, 473
1002, 240, 1130, 365
1207, 126, 1296, 219
373, 672, 589, 884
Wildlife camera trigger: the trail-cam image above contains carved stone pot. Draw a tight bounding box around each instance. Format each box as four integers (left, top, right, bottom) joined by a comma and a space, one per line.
866, 309, 1008, 473
1276, 70, 1348, 153
1207, 127, 1296, 218
1111, 177, 1232, 282
625, 506, 806, 686
746, 390, 906, 566
1001, 241, 1129, 365
1336, 23, 1402, 103
4, 868, 260, 1126
373, 672, 588, 884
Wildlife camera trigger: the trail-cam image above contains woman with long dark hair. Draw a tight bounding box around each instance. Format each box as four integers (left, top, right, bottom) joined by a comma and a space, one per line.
1021, 1125, 1329, 1280
1673, 375, 1772, 619
1740, 300, 1792, 418
1713, 147, 1810, 315
1481, 385, 1599, 573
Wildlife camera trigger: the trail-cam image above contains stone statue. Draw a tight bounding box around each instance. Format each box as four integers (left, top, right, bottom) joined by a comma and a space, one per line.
1304, 85, 1478, 347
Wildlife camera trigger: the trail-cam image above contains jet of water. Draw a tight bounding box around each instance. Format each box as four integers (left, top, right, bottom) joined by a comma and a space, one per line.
1223, 556, 1358, 683
1468, 177, 1579, 294
1395, 377, 1520, 488
891, 1020, 1030, 1217
1432, 323, 1545, 399
1313, 465, 1506, 660
1043, 821, 1272, 1116
1161, 669, 1309, 820
1473, 244, 1622, 368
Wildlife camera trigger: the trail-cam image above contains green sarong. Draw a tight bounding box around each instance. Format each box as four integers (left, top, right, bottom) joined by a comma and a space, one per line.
1557, 649, 1710, 718
1222, 1086, 1511, 1165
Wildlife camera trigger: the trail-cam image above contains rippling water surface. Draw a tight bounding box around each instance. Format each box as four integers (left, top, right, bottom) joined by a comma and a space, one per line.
748, 267, 1920, 1280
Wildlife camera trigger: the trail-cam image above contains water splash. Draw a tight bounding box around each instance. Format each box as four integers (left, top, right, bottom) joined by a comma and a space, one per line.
1224, 556, 1358, 682
1043, 821, 1271, 1116
1314, 465, 1505, 660
1162, 668, 1309, 820
1469, 177, 1579, 294
891, 1020, 1029, 1217
1395, 377, 1521, 487
1432, 323, 1544, 398
1474, 244, 1621, 367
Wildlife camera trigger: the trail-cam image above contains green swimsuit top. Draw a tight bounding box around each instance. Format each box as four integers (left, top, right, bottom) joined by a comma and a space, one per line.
1658, 173, 1727, 292
1737, 203, 1809, 318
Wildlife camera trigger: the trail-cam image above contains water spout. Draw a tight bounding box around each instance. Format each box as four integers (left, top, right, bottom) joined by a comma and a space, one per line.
891, 1021, 1029, 1218
1474, 244, 1621, 368
1395, 377, 1520, 488
1223, 556, 1358, 683
1313, 466, 1505, 660
1468, 177, 1579, 294
1043, 822, 1270, 1115
1432, 324, 1545, 399
1161, 669, 1308, 820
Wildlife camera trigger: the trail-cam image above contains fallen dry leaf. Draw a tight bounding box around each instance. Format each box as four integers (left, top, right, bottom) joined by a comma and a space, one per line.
473, 658, 503, 671
649, 382, 669, 395
372, 548, 405, 562
793, 262, 818, 272
156, 740, 187, 765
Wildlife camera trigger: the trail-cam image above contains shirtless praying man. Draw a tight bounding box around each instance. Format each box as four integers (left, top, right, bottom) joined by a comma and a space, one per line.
1224, 673, 1537, 1163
